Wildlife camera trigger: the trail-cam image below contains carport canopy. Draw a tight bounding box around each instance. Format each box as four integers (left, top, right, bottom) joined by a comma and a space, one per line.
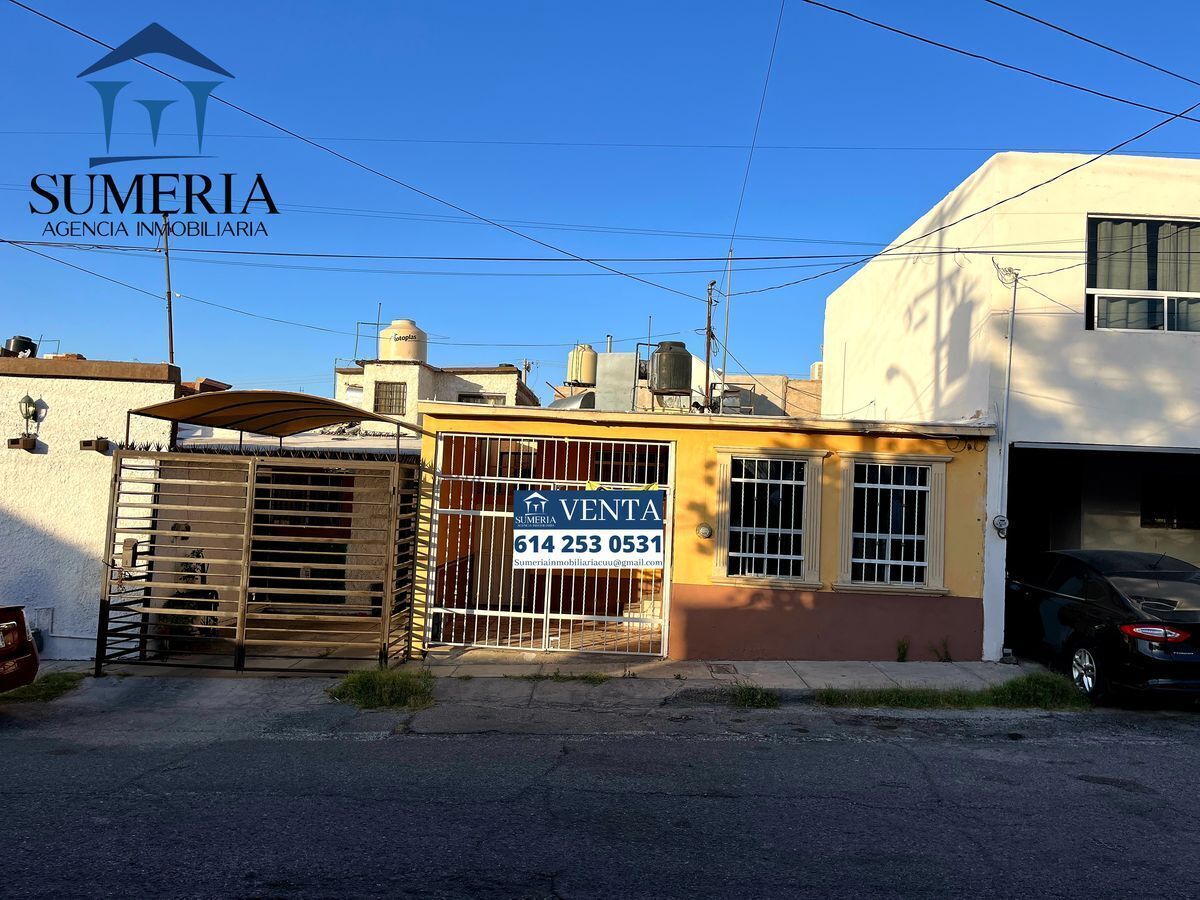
129, 389, 422, 438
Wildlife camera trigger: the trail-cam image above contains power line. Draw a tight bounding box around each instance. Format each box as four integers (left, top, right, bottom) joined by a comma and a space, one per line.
721, 0, 787, 409
732, 93, 1200, 297
9, 237, 1149, 262
12, 129, 1200, 156
3, 238, 693, 349
5, 0, 702, 305
983, 1, 1200, 90
796, 0, 1200, 127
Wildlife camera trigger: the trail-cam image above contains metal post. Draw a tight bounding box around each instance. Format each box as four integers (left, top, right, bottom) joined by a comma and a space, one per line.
162, 212, 175, 365
233, 458, 256, 670
93, 456, 121, 676
718, 248, 733, 413
995, 266, 1020, 535
703, 280, 716, 411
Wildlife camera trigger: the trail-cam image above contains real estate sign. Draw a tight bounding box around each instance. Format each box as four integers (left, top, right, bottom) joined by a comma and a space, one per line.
512, 489, 665, 569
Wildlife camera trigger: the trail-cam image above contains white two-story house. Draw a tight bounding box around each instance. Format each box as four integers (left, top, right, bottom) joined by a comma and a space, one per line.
822, 152, 1200, 659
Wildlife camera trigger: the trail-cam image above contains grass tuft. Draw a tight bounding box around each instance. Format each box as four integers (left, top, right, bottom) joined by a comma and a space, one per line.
513, 669, 611, 685
814, 672, 1090, 711
725, 681, 781, 709
1, 672, 85, 703
328, 668, 435, 710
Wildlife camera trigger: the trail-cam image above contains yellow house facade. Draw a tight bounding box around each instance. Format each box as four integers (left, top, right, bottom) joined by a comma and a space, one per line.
415, 402, 993, 661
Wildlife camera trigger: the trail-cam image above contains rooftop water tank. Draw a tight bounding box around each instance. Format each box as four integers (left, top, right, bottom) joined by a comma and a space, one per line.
810, 361, 824, 381
649, 341, 692, 396
378, 319, 427, 363
566, 343, 597, 386
2, 335, 37, 358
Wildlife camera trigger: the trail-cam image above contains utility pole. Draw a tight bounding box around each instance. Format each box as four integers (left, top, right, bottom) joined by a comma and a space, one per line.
994, 261, 1021, 538
718, 248, 733, 414
703, 280, 717, 411
162, 212, 175, 365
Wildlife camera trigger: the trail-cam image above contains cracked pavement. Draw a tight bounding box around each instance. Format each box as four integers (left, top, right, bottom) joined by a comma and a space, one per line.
3, 674, 1199, 898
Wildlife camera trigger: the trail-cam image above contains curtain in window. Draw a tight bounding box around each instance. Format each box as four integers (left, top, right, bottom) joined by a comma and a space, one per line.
1170, 298, 1200, 332
1157, 222, 1200, 292
1097, 296, 1164, 330
1092, 219, 1150, 290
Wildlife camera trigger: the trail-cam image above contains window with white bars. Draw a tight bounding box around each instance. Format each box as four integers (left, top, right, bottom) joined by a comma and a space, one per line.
373, 381, 407, 415
850, 462, 930, 585
725, 456, 808, 579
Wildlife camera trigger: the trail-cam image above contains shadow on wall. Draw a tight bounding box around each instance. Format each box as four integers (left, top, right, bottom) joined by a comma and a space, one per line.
831, 172, 994, 422
0, 505, 106, 657
675, 430, 984, 661
670, 586, 982, 662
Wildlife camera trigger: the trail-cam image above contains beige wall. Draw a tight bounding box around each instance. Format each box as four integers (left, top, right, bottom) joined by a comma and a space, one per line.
336, 362, 528, 432
0, 374, 174, 658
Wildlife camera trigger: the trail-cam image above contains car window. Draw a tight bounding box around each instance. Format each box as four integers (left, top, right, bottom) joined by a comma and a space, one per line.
1044, 559, 1086, 598
1020, 555, 1060, 589
1084, 576, 1113, 603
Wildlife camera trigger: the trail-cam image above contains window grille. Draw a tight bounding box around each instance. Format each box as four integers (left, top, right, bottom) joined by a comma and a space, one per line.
726, 457, 807, 578
851, 462, 929, 585
373, 381, 407, 415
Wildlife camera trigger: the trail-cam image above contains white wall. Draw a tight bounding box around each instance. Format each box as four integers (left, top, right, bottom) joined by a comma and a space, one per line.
824, 152, 1200, 446
0, 375, 174, 658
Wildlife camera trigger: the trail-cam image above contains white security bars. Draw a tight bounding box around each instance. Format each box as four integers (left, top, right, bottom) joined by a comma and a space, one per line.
727, 456, 807, 578
426, 433, 673, 655
850, 462, 930, 586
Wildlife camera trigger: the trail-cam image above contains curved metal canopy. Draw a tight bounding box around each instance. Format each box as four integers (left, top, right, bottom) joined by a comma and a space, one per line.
130, 390, 417, 438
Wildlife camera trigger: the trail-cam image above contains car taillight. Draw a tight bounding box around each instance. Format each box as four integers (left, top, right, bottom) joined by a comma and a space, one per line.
1120, 623, 1191, 643
0, 621, 18, 650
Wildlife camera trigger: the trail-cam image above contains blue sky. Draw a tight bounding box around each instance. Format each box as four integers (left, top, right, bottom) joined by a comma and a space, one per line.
2, 1, 1199, 399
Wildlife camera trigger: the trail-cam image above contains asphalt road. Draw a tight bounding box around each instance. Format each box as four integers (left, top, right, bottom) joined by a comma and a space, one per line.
3, 675, 1199, 899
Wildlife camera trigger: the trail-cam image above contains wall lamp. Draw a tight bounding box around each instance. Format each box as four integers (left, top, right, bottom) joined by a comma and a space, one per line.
8, 394, 38, 451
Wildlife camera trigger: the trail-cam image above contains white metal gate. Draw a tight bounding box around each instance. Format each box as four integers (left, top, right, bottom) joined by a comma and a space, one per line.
426, 433, 673, 655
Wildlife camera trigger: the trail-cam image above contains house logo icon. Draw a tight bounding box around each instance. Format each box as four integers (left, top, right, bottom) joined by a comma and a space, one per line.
78, 23, 233, 168
523, 492, 548, 514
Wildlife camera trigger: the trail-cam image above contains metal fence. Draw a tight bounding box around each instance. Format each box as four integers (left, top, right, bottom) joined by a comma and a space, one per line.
95, 450, 419, 673
425, 433, 674, 655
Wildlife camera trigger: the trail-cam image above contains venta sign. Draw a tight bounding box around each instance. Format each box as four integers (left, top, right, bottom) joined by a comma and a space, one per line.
29, 23, 277, 239
512, 490, 665, 570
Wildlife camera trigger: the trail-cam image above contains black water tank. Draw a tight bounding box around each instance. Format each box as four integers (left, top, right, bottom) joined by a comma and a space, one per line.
3, 335, 37, 358
649, 341, 692, 395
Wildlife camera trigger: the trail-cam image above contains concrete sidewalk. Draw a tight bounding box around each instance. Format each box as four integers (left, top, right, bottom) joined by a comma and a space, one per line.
44, 651, 1043, 693
419, 648, 1041, 691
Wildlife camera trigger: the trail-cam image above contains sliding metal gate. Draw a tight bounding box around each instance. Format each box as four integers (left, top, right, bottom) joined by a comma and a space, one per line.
426, 433, 674, 655
95, 450, 419, 673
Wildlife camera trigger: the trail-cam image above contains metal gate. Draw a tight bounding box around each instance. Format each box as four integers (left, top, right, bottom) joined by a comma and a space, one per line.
95, 450, 419, 673
425, 433, 673, 655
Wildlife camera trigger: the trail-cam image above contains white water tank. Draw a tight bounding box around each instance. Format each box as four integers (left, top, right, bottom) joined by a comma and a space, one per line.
378, 319, 427, 362
566, 343, 598, 386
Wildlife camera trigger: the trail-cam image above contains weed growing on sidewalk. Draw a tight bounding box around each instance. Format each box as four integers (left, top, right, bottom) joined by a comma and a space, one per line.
725, 682, 781, 709
328, 668, 435, 710
0, 672, 85, 703
814, 672, 1089, 711
513, 669, 612, 685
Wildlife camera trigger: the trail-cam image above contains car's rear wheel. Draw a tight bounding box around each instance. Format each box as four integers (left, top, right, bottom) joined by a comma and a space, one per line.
1070, 646, 1106, 702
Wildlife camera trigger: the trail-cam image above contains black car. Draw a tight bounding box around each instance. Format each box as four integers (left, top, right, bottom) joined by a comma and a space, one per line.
1007, 549, 1200, 701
